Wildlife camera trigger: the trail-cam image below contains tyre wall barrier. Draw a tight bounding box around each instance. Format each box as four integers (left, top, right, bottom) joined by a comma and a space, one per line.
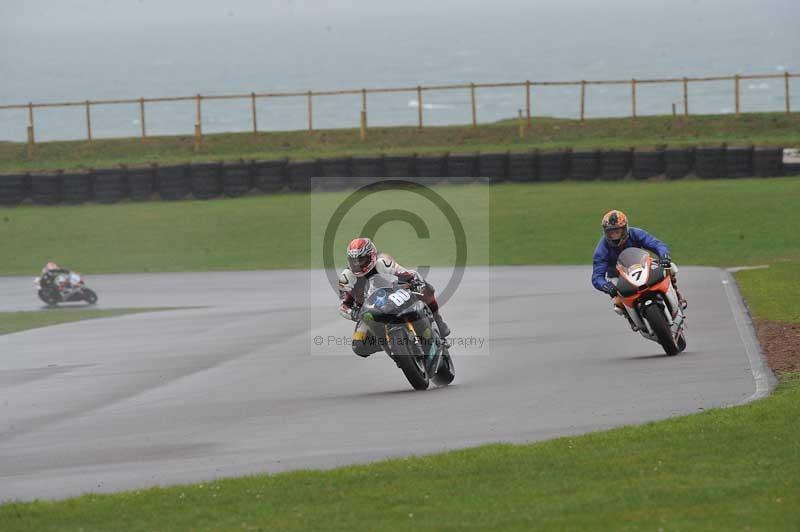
569, 150, 601, 181
222, 161, 253, 197
29, 173, 62, 205
0, 174, 28, 205
477, 152, 508, 183
253, 159, 287, 193
537, 151, 569, 181
61, 172, 93, 204
507, 151, 536, 183
190, 162, 223, 200
351, 156, 384, 187
694, 147, 725, 179
631, 150, 664, 179
446, 153, 478, 184
92, 168, 126, 204
383, 154, 415, 178
156, 164, 191, 200
724, 146, 754, 178
286, 160, 316, 192
126, 166, 156, 201
319, 157, 351, 191
414, 154, 446, 185
752, 148, 784, 177
599, 149, 631, 180
664, 148, 694, 180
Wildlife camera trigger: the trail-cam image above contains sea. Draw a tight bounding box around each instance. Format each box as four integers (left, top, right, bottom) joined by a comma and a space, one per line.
1, 0, 798, 142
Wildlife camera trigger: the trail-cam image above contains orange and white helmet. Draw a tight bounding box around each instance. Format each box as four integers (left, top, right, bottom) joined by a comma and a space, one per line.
346, 238, 378, 277
601, 210, 629, 248
43, 262, 59, 273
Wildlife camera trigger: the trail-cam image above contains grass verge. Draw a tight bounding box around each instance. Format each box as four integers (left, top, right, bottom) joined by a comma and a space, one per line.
0, 308, 178, 336
2, 112, 799, 173
1, 384, 797, 530
0, 177, 798, 275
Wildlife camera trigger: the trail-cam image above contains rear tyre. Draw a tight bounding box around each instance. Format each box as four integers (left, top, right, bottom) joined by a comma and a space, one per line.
391, 328, 430, 390
676, 332, 687, 353
432, 350, 455, 386
83, 289, 98, 305
643, 303, 679, 356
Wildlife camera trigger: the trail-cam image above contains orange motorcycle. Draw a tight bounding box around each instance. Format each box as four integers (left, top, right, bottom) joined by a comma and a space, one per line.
613, 247, 687, 356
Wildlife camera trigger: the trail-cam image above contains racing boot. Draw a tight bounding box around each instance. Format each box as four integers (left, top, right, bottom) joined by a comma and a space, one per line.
433, 312, 451, 338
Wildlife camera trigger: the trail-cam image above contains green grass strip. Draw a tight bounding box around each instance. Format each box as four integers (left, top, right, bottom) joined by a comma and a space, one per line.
2, 112, 799, 173
0, 308, 180, 336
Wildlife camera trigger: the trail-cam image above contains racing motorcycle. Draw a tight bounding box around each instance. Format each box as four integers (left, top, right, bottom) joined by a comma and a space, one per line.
359, 273, 455, 390
35, 271, 99, 307
613, 247, 687, 356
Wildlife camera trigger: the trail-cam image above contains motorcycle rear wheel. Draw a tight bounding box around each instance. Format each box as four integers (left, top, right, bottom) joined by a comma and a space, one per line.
83, 289, 98, 305
643, 303, 679, 356
432, 349, 455, 386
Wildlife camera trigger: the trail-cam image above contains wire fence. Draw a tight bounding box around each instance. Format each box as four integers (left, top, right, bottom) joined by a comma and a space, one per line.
1, 71, 796, 148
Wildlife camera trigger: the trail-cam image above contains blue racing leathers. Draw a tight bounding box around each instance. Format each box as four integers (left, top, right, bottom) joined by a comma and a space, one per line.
591, 227, 670, 292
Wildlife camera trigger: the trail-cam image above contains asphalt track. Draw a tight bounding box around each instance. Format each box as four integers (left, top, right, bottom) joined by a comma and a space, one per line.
0, 267, 766, 502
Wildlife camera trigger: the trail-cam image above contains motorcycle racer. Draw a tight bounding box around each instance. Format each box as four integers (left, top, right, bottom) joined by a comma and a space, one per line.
591, 210, 687, 328
338, 237, 451, 358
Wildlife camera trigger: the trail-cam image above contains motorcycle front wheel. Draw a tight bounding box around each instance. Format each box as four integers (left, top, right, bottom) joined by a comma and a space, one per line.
389, 327, 430, 390
38, 289, 59, 307
643, 303, 679, 356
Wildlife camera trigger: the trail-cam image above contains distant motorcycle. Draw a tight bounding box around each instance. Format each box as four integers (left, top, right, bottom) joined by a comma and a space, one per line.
613, 247, 687, 356
35, 271, 99, 307
359, 273, 455, 390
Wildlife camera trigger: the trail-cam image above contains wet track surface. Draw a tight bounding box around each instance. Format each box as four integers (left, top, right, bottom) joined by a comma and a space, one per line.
0, 267, 758, 501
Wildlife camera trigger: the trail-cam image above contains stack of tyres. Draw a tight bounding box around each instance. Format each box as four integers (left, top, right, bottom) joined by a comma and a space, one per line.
61, 172, 92, 204
351, 156, 384, 187
724, 146, 754, 178
414, 154, 446, 186
0, 174, 28, 205
93, 168, 126, 203
127, 165, 156, 201
319, 157, 351, 190
446, 153, 479, 184
694, 147, 725, 179
631, 150, 664, 179
507, 152, 536, 183
157, 164, 191, 200
253, 159, 287, 193
569, 150, 601, 181
383, 155, 415, 179
599, 150, 631, 180
190, 162, 223, 199
477, 152, 508, 183
221, 160, 253, 197
29, 173, 62, 205
664, 148, 694, 180
286, 160, 316, 192
752, 147, 784, 177
537, 151, 569, 182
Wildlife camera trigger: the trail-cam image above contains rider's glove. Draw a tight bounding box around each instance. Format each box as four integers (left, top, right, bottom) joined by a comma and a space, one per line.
602, 281, 618, 298
659, 256, 673, 269
339, 304, 358, 321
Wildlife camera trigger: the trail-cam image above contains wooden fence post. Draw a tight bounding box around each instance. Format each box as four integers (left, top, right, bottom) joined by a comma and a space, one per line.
785, 72, 791, 114
683, 77, 689, 118
580, 80, 586, 123
734, 74, 741, 116
672, 103, 676, 117
631, 79, 637, 120
470, 83, 477, 128
194, 94, 202, 150
360, 89, 368, 142
27, 102, 35, 148
139, 98, 147, 140
417, 86, 423, 129
525, 80, 531, 127
518, 109, 525, 139
307, 90, 313, 132
251, 92, 258, 136
85, 100, 93, 143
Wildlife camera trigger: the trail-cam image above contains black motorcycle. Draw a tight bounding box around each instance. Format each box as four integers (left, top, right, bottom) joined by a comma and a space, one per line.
359, 273, 455, 390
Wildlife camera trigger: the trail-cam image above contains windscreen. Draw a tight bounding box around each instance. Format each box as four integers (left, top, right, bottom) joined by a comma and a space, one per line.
617, 247, 650, 269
